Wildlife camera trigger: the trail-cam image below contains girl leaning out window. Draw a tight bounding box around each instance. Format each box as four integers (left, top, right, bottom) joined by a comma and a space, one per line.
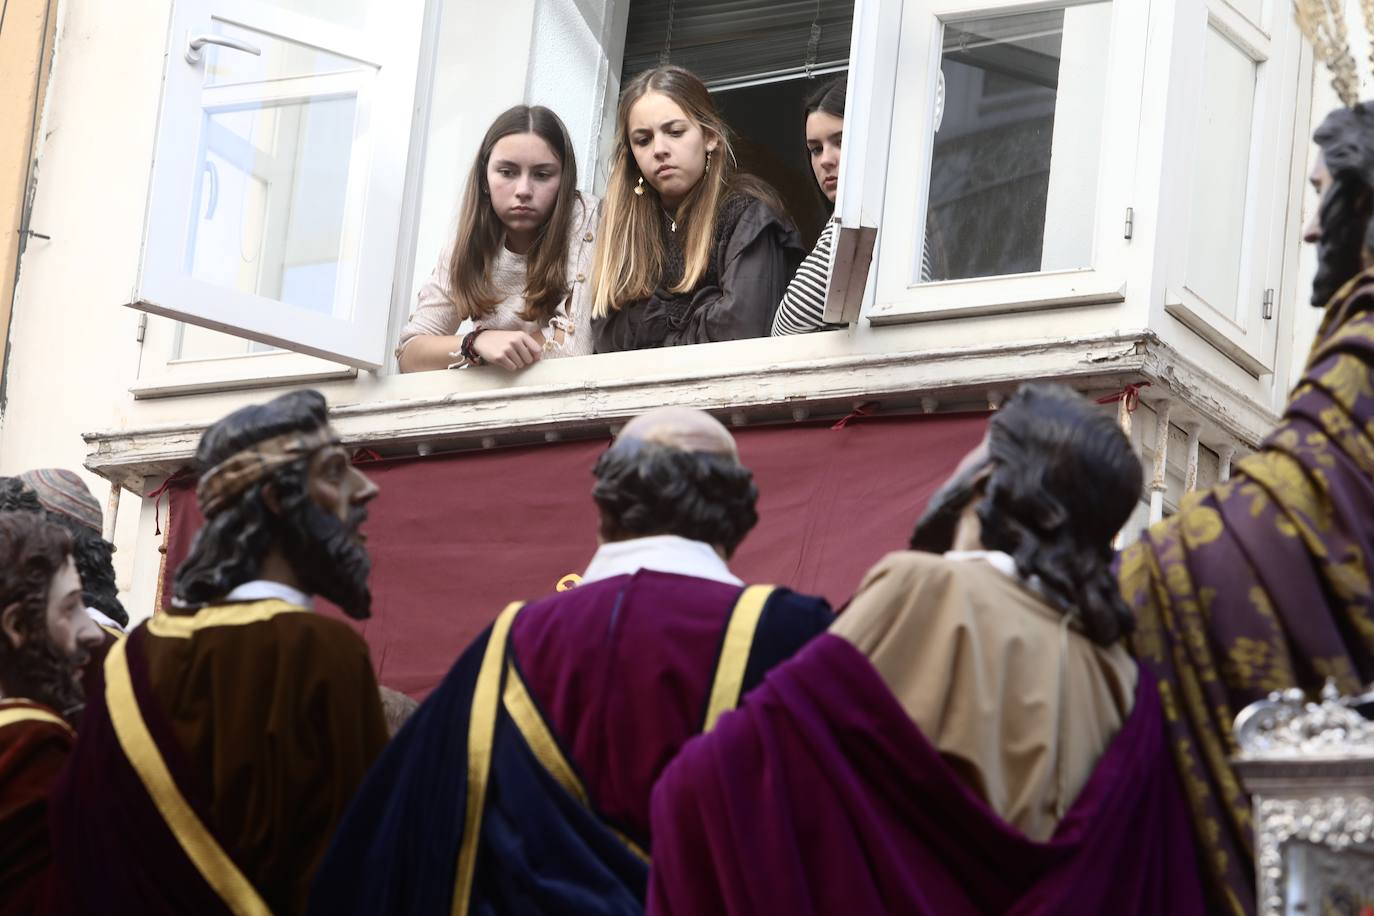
397, 105, 599, 372
772, 75, 933, 336
772, 77, 850, 337
591, 66, 805, 352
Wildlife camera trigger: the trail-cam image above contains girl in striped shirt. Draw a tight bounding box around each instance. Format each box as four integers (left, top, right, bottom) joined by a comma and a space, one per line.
774, 77, 933, 336
772, 78, 848, 336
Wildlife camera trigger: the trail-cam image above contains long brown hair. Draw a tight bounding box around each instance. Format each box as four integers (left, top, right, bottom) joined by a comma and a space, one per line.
591, 66, 788, 318
449, 105, 579, 324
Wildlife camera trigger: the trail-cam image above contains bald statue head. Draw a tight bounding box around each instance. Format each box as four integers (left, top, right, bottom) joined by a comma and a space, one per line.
592, 408, 758, 559
613, 406, 738, 459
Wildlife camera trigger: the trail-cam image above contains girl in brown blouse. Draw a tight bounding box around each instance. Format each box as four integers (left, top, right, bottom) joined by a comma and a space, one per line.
590, 66, 804, 352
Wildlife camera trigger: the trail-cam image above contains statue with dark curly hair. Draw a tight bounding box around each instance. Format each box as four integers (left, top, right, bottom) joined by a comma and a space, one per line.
47, 389, 390, 916
311, 407, 834, 916
0, 511, 103, 913
0, 472, 127, 628
1116, 104, 1374, 913
647, 385, 1206, 916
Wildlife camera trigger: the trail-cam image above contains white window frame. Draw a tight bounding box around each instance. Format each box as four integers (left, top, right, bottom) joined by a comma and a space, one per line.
844, 0, 1151, 327
1160, 0, 1303, 377
825, 0, 901, 324
128, 0, 426, 371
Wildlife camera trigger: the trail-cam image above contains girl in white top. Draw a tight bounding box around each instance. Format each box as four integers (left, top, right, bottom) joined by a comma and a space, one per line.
397, 105, 600, 371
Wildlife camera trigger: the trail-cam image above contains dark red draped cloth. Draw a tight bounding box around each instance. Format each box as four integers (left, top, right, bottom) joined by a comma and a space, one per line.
0, 702, 73, 916
160, 414, 988, 698
648, 634, 1207, 916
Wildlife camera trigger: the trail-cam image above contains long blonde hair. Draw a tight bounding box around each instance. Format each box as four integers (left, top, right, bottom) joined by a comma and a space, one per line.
591, 66, 786, 318
450, 105, 579, 324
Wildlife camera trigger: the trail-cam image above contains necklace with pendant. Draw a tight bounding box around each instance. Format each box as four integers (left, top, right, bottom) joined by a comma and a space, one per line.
662, 206, 677, 233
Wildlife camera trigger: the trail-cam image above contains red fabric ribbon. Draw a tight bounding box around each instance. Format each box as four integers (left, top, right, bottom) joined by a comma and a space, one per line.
1096, 381, 1149, 413
831, 401, 880, 430
147, 468, 194, 537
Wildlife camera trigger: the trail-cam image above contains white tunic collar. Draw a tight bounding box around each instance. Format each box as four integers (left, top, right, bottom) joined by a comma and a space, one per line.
581, 535, 742, 587
223, 579, 313, 608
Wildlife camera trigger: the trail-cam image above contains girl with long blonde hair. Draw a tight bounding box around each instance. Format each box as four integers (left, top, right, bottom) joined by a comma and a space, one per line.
397, 105, 599, 372
591, 66, 804, 351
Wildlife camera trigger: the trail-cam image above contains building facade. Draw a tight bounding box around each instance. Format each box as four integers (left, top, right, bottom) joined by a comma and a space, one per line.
0, 0, 1343, 628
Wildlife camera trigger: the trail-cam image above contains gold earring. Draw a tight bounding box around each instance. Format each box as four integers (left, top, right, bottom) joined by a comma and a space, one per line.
634, 176, 645, 197
706, 150, 713, 171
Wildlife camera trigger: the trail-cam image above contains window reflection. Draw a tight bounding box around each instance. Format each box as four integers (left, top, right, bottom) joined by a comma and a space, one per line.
924, 4, 1112, 283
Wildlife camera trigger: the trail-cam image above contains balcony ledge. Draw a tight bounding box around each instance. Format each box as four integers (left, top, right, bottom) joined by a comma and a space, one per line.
85, 329, 1279, 492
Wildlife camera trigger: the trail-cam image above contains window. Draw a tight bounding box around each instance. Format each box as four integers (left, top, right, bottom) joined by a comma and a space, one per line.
923, 8, 1109, 282
130, 0, 426, 370
848, 0, 1143, 326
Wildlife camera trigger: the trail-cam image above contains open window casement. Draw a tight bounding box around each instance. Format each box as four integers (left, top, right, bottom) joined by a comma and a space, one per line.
1161, 0, 1304, 378
825, 0, 900, 324
833, 0, 1152, 326
131, 0, 425, 370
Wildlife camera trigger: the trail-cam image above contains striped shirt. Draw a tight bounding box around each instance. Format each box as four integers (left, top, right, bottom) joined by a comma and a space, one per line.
771, 222, 936, 336
772, 221, 840, 336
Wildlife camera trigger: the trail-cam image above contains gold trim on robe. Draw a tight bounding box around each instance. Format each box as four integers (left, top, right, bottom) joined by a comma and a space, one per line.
502, 665, 651, 862
703, 585, 775, 732
146, 599, 308, 639
450, 585, 776, 913
0, 704, 74, 735
104, 636, 271, 916
451, 600, 525, 916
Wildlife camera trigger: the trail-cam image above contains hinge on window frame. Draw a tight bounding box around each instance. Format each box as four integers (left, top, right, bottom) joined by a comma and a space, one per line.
1123, 207, 1134, 240
1262, 288, 1275, 320
135, 312, 148, 343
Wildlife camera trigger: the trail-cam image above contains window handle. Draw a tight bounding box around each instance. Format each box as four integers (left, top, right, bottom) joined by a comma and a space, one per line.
185, 33, 262, 65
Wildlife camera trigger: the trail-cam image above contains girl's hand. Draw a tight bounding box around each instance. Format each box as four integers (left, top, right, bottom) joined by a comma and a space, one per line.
473, 330, 543, 370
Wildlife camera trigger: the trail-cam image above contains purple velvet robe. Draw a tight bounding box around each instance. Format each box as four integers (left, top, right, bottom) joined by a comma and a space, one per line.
307, 570, 833, 914
648, 634, 1207, 916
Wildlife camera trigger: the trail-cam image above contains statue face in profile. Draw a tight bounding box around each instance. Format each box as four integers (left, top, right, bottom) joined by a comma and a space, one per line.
174, 389, 381, 619
267, 431, 379, 619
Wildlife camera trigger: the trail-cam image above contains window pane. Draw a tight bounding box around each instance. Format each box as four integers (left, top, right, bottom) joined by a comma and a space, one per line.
923, 3, 1112, 284
255, 0, 369, 30
186, 28, 366, 321
1184, 27, 1257, 321
206, 22, 362, 87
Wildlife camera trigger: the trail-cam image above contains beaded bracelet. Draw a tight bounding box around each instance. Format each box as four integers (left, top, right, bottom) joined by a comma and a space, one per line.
460, 327, 489, 365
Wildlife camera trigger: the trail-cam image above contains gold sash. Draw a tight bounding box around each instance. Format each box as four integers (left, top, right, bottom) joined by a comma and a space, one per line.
0, 703, 74, 735
103, 607, 306, 916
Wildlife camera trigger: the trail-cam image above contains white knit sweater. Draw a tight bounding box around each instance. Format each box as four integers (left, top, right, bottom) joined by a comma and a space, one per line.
397, 193, 601, 362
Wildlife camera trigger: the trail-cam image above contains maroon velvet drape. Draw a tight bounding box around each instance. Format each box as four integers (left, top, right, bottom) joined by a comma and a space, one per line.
159, 414, 987, 697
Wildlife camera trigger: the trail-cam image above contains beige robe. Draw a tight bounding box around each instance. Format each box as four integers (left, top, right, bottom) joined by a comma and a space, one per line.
830, 550, 1138, 842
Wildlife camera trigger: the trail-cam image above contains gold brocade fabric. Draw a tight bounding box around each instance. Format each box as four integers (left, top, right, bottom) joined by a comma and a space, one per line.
1119, 271, 1374, 915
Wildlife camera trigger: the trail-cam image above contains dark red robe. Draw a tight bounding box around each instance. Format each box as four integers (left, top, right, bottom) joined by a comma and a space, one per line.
0, 699, 74, 916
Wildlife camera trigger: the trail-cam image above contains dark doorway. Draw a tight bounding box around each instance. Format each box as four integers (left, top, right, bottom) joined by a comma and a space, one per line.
713, 74, 845, 247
